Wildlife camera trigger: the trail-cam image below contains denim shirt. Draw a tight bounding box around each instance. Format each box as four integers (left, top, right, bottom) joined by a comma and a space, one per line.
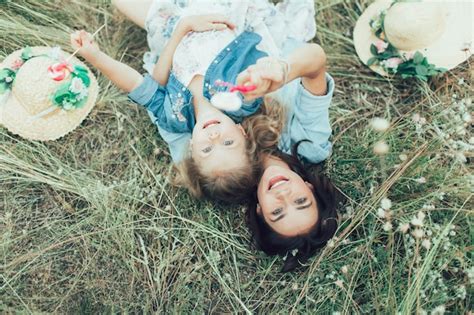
129, 31, 268, 135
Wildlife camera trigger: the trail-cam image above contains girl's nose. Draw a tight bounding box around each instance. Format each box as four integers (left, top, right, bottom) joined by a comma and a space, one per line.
208, 131, 220, 140
275, 188, 290, 199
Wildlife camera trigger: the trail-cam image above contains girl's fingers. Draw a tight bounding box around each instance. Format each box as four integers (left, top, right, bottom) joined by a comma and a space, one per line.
236, 70, 251, 86
210, 23, 229, 31
207, 14, 235, 29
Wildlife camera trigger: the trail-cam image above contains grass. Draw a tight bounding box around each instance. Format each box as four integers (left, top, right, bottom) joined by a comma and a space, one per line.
0, 0, 472, 313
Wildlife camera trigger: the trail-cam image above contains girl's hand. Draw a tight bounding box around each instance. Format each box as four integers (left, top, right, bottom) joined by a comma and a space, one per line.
236, 57, 287, 101
70, 30, 101, 62
179, 14, 235, 33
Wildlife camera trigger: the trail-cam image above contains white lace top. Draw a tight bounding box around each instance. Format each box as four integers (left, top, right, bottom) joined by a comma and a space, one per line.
143, 0, 317, 87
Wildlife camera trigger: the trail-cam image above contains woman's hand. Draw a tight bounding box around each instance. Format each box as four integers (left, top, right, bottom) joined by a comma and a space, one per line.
236, 57, 287, 101
70, 30, 101, 62
179, 14, 235, 33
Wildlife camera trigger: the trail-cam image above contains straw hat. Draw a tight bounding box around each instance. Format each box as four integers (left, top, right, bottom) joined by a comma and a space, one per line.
0, 46, 98, 141
353, 0, 473, 77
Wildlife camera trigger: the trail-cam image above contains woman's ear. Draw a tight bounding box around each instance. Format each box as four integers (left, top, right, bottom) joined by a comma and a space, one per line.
256, 203, 262, 214
305, 181, 314, 191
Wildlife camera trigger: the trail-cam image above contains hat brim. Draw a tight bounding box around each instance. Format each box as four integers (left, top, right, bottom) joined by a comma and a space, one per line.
353, 0, 474, 77
0, 46, 98, 141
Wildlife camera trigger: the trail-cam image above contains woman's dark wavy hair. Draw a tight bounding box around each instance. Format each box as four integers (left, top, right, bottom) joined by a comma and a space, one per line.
247, 141, 339, 272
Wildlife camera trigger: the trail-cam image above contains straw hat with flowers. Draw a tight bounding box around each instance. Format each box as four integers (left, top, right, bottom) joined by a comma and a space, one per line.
0, 46, 98, 141
353, 0, 473, 80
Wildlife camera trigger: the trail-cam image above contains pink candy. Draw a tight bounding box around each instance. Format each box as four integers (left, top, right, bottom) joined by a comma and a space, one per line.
48, 61, 73, 81
214, 79, 256, 93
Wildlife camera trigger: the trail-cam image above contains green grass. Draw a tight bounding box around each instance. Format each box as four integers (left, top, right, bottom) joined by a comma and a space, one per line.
0, 0, 472, 313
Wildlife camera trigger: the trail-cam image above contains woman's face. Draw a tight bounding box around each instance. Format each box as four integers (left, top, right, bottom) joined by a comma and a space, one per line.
257, 164, 318, 237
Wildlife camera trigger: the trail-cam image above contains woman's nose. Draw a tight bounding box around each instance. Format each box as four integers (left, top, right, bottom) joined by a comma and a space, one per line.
275, 187, 291, 199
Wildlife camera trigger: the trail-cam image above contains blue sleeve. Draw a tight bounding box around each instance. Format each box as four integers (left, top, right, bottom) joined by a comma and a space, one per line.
128, 74, 166, 118
279, 73, 335, 163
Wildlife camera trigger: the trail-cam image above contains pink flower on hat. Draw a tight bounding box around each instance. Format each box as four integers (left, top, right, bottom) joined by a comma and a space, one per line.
383, 57, 403, 69
11, 59, 24, 70
375, 39, 389, 53
48, 61, 73, 81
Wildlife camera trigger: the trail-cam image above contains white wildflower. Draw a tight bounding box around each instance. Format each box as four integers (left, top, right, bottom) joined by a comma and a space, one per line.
292, 283, 298, 290
412, 113, 421, 122
373, 141, 389, 155
449, 230, 456, 236
431, 305, 445, 315
5, 76, 12, 83
341, 265, 348, 274
411, 229, 424, 239
421, 239, 431, 250
370, 118, 390, 132
415, 177, 426, 184
399, 154, 408, 161
381, 197, 392, 210
398, 223, 410, 233
383, 222, 393, 231
377, 208, 386, 218
291, 248, 299, 256
462, 112, 472, 123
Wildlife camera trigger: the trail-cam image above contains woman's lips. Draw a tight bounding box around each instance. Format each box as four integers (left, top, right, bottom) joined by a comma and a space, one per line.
268, 175, 289, 190
203, 119, 220, 129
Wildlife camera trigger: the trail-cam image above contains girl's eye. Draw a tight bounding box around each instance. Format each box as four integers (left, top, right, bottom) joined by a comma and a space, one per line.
202, 146, 212, 153
223, 140, 234, 146
272, 208, 283, 216
295, 197, 307, 205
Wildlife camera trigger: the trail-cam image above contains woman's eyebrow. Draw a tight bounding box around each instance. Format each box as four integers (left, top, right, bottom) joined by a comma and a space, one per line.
296, 201, 313, 210
270, 214, 285, 223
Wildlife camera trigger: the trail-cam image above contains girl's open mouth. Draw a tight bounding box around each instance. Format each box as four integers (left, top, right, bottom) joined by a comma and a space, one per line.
203, 120, 220, 129
268, 175, 289, 190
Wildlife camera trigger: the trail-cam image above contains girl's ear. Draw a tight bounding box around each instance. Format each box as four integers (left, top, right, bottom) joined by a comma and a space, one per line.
237, 124, 247, 138
305, 181, 314, 191
256, 203, 262, 214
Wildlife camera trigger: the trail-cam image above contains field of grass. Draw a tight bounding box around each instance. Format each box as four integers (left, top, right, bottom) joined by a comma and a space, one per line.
0, 0, 472, 313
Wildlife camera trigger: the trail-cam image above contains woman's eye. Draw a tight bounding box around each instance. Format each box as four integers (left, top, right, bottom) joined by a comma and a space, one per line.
295, 197, 307, 205
272, 208, 283, 215
202, 146, 212, 153
223, 140, 234, 146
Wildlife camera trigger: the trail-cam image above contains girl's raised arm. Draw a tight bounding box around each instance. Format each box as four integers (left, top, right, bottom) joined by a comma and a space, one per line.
71, 30, 143, 92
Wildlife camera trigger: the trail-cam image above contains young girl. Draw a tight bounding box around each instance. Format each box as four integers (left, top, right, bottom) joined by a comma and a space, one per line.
237, 42, 339, 272
71, 0, 317, 203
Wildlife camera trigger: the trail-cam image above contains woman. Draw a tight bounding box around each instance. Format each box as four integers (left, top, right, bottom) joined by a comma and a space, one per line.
237, 42, 340, 272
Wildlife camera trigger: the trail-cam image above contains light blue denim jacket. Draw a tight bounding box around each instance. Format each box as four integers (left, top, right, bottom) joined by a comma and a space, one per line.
128, 31, 268, 162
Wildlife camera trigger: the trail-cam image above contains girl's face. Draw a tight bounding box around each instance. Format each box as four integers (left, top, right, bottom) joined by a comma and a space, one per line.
257, 163, 319, 237
191, 110, 247, 175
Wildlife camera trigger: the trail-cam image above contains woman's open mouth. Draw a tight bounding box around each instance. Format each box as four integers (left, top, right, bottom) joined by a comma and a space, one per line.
268, 175, 289, 190
203, 120, 220, 129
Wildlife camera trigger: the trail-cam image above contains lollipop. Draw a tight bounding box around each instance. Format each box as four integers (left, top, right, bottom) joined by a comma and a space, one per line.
210, 80, 256, 111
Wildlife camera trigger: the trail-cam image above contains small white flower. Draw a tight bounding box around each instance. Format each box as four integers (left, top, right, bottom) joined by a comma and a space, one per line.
421, 239, 431, 250
399, 154, 408, 161
373, 141, 389, 155
462, 112, 472, 123
291, 283, 298, 290
341, 265, 348, 274
69, 77, 85, 94
5, 76, 12, 83
398, 223, 410, 234
417, 211, 426, 221
62, 100, 75, 110
412, 113, 421, 122
411, 228, 424, 239
415, 177, 426, 184
377, 208, 386, 218
291, 248, 299, 256
381, 197, 392, 210
383, 222, 393, 231
370, 117, 390, 132
449, 230, 456, 236
431, 304, 446, 315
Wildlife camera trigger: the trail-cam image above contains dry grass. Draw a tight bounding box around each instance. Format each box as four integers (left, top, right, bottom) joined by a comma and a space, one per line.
0, 0, 472, 313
